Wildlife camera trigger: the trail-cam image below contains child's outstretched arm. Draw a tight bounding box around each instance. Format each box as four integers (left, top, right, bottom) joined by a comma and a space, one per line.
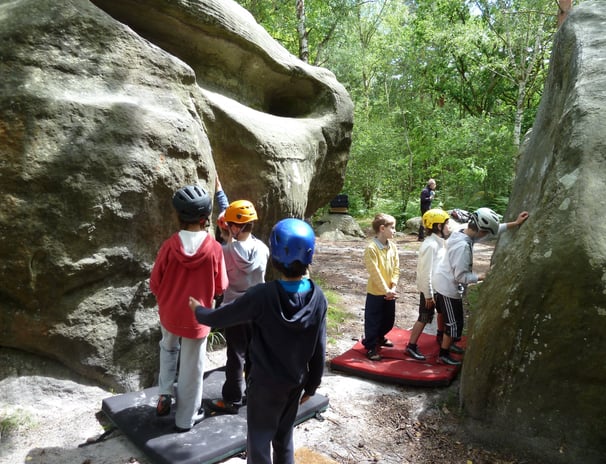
500, 211, 529, 233
189, 296, 211, 317
189, 294, 254, 328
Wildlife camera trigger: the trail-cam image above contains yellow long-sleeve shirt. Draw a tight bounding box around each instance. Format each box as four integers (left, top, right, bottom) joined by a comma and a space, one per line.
363, 238, 400, 296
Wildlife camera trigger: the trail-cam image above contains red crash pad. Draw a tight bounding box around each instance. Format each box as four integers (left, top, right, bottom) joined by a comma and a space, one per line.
330, 327, 465, 387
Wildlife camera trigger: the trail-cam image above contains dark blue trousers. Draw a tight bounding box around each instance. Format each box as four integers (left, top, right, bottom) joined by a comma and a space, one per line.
222, 323, 251, 404
362, 293, 396, 351
246, 379, 303, 464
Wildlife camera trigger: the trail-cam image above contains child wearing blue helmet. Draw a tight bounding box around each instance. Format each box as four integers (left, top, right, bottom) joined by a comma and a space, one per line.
189, 218, 327, 464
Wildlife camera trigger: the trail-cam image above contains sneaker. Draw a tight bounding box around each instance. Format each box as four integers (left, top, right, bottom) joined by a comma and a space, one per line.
405, 344, 426, 361
193, 407, 206, 423
380, 338, 394, 348
208, 399, 240, 415
156, 394, 172, 417
175, 407, 205, 433
449, 344, 465, 355
439, 354, 462, 366
366, 349, 382, 361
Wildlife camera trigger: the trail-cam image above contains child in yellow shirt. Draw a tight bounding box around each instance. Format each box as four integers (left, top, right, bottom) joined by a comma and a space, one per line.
362, 213, 400, 361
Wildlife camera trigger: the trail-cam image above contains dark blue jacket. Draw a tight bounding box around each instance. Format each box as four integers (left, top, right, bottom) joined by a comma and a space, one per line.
194, 280, 327, 396
420, 185, 434, 214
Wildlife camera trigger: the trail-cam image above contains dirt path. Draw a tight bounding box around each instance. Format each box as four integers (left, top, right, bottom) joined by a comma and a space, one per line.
0, 233, 518, 464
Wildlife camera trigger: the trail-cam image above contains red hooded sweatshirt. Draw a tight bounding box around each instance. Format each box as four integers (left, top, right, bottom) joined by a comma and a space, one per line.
150, 232, 228, 339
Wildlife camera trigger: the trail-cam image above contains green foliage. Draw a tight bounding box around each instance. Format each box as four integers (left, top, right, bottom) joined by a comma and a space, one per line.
235, 0, 563, 216
0, 409, 32, 439
313, 277, 355, 344
207, 329, 226, 350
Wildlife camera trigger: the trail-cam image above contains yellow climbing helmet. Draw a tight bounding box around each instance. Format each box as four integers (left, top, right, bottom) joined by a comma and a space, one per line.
422, 208, 450, 229
225, 200, 258, 224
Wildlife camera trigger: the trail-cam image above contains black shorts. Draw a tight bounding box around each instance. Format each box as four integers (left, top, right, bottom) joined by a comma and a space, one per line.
417, 293, 436, 324
435, 292, 464, 339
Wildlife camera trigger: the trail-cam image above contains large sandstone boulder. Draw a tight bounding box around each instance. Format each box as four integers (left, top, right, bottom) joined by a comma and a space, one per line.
0, 0, 353, 390
460, 3, 606, 463
90, 0, 354, 233
315, 213, 365, 240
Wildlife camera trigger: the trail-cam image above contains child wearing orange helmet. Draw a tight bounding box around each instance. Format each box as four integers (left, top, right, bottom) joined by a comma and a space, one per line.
208, 200, 270, 415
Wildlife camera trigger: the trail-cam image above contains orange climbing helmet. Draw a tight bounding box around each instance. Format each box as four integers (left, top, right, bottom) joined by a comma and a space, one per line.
224, 200, 258, 224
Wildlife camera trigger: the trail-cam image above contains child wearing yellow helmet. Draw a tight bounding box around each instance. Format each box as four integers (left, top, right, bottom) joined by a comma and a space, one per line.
406, 208, 451, 361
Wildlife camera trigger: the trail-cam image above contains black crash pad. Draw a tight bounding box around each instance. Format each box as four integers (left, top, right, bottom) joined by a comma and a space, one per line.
101, 368, 329, 464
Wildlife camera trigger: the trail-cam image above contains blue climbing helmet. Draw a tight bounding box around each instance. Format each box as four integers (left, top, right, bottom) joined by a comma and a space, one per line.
269, 218, 315, 265
172, 185, 212, 223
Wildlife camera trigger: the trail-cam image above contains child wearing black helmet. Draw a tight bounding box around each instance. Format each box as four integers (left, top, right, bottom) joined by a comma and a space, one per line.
150, 185, 228, 432
189, 218, 327, 464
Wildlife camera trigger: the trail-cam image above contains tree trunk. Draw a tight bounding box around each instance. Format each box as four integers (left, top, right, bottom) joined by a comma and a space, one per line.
558, 0, 573, 27
296, 0, 309, 63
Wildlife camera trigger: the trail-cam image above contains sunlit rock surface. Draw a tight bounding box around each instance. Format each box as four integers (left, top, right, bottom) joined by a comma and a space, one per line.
460, 3, 606, 463
0, 0, 352, 390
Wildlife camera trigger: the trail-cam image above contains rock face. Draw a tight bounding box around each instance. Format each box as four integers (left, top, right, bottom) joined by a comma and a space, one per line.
460, 3, 606, 464
90, 0, 354, 233
0, 0, 353, 390
315, 213, 365, 240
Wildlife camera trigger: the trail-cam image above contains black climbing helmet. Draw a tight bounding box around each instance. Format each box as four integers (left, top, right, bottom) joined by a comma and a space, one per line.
172, 185, 212, 223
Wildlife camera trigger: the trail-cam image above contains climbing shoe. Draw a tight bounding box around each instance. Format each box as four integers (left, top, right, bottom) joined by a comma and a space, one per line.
438, 354, 461, 366
208, 399, 240, 415
405, 344, 426, 361
449, 344, 465, 355
366, 349, 382, 361
156, 394, 172, 417
380, 338, 394, 347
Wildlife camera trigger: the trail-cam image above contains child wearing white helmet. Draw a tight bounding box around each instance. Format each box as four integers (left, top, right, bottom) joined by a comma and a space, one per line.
432, 207, 528, 365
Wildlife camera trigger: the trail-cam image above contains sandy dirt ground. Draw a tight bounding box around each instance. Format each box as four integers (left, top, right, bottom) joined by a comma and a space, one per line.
0, 232, 523, 464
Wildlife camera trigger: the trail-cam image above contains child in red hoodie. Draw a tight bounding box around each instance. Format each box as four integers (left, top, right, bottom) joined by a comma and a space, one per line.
150, 185, 228, 432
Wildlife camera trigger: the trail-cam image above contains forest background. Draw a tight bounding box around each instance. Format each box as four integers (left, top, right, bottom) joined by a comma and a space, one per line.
234, 0, 580, 224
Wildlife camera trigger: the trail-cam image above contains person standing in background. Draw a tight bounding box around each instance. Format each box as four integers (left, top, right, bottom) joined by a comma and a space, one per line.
418, 179, 437, 241
214, 176, 230, 244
